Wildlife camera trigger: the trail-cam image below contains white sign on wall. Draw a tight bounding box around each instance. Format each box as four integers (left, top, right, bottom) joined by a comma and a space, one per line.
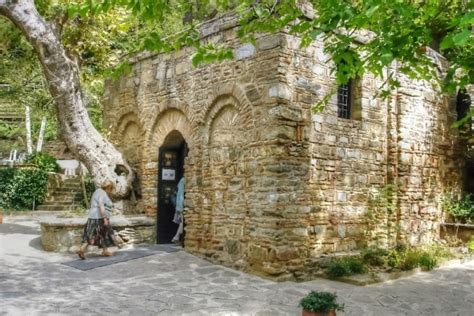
162, 168, 176, 181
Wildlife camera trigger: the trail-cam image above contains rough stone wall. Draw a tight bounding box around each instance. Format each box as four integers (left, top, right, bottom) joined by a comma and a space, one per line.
394, 73, 464, 245
103, 15, 463, 280
280, 33, 463, 276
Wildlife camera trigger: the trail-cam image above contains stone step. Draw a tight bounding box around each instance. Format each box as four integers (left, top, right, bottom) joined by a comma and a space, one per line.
32, 211, 69, 218
41, 201, 82, 206
61, 186, 82, 191
36, 205, 78, 211
46, 192, 82, 198
54, 189, 82, 194
44, 195, 82, 202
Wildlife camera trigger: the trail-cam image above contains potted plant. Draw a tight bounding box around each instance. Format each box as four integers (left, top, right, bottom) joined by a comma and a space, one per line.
299, 291, 344, 316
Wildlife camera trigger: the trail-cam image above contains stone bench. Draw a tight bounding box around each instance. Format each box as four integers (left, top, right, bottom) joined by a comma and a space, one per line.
441, 223, 474, 243
40, 216, 155, 253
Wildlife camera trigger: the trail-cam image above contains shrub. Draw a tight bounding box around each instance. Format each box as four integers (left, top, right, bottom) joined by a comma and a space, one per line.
0, 168, 49, 210
467, 236, 474, 253
418, 253, 437, 271
362, 247, 389, 266
327, 257, 366, 278
25, 152, 59, 173
442, 193, 474, 223
387, 249, 402, 269
327, 260, 350, 278
0, 168, 16, 208
6, 168, 49, 210
345, 257, 367, 274
83, 174, 96, 204
299, 291, 344, 313
399, 249, 421, 271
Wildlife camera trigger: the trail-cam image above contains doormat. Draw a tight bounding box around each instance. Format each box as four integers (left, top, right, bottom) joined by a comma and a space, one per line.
62, 244, 182, 271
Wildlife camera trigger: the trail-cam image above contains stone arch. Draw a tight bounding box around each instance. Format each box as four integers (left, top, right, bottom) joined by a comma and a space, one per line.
114, 112, 143, 141
203, 93, 254, 147
202, 82, 257, 126
200, 93, 253, 259
145, 98, 193, 131
146, 109, 194, 161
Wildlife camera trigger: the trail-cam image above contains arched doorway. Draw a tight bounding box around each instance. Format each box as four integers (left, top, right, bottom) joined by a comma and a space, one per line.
157, 130, 187, 243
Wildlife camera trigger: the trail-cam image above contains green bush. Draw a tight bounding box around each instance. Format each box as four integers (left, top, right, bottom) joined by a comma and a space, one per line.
401, 250, 421, 270
0, 168, 49, 210
299, 291, 344, 313
327, 257, 366, 278
419, 253, 437, 271
7, 168, 49, 210
25, 152, 59, 173
442, 193, 474, 223
327, 260, 350, 278
83, 174, 96, 206
387, 249, 402, 269
362, 247, 389, 266
467, 236, 474, 253
0, 168, 16, 208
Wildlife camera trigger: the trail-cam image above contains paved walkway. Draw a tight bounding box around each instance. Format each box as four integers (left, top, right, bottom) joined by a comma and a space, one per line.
1, 216, 473, 316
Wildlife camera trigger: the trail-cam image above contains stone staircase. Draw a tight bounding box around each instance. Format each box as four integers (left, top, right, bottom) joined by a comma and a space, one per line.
0, 101, 22, 121
36, 177, 84, 213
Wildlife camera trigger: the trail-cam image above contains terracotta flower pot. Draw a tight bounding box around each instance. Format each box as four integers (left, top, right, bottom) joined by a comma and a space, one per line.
302, 309, 336, 316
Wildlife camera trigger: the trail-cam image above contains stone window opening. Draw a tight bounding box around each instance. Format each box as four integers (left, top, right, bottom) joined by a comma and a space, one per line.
337, 78, 362, 120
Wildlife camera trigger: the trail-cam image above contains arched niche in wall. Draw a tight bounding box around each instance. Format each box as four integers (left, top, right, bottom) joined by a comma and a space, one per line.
115, 113, 144, 171
147, 109, 194, 163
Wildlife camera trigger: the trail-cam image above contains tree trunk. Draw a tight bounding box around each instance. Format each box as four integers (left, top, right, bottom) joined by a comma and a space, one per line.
36, 116, 47, 152
24, 105, 32, 155
0, 0, 133, 197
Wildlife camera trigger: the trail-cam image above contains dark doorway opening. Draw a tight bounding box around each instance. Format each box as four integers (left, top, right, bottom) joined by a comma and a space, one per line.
157, 131, 187, 244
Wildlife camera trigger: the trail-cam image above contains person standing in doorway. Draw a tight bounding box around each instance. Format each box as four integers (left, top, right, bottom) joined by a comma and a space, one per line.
172, 176, 185, 243
77, 181, 118, 259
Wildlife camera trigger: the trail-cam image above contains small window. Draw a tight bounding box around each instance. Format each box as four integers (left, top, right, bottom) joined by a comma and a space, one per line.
337, 80, 352, 119
337, 78, 362, 120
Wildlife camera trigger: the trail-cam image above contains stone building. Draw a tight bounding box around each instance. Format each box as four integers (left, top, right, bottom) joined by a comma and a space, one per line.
103, 14, 464, 280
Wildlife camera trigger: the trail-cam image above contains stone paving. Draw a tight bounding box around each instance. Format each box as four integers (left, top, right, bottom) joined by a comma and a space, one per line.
1, 216, 473, 316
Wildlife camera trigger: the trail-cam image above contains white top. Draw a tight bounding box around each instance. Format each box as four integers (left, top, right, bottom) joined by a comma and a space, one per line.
88, 188, 113, 219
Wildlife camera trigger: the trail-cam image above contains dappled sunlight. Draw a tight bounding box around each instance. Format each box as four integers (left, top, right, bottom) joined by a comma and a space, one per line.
1, 216, 473, 314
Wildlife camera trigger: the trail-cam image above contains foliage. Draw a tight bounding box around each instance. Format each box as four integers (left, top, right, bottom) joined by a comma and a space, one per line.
327, 256, 367, 278
365, 185, 397, 244
398, 249, 421, 271
65, 0, 474, 95
299, 291, 344, 313
83, 174, 96, 205
1, 0, 185, 136
360, 244, 452, 271
361, 247, 389, 267
0, 167, 16, 207
0, 121, 22, 139
0, 167, 49, 210
467, 236, 474, 253
442, 193, 474, 223
418, 253, 437, 271
25, 152, 59, 173
387, 244, 452, 271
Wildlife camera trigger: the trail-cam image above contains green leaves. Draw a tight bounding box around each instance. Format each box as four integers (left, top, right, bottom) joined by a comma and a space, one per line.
191, 45, 233, 67
0, 168, 49, 210
440, 29, 472, 50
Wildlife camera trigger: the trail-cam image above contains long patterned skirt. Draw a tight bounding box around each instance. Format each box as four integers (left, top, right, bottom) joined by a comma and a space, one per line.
81, 218, 117, 249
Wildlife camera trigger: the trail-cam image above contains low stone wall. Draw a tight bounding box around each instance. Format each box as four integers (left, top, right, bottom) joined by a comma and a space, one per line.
40, 216, 155, 253
441, 223, 474, 242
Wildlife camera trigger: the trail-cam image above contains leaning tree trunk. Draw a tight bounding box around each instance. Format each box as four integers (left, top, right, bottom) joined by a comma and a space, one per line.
0, 0, 133, 197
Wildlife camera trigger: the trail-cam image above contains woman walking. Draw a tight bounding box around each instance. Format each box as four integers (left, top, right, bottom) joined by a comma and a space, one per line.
77, 181, 117, 259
